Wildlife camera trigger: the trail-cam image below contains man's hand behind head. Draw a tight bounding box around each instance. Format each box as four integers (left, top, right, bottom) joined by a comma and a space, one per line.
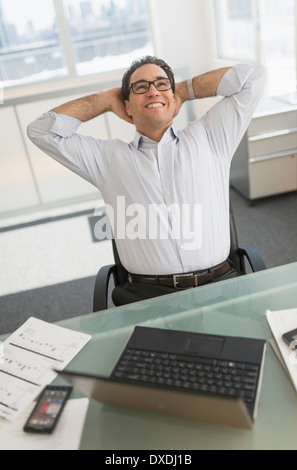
109, 88, 134, 125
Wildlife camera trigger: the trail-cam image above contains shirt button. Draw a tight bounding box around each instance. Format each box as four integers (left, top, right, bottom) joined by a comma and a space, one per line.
180, 245, 184, 250
161, 166, 166, 171
166, 191, 171, 196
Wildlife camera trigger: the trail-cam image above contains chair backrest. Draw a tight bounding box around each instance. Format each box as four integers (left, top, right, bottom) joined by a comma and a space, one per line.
229, 200, 243, 272
111, 238, 128, 286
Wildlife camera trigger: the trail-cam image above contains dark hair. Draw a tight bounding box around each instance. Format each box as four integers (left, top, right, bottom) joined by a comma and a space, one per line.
121, 56, 175, 101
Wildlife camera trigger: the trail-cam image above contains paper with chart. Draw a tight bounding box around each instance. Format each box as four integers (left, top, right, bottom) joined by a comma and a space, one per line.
0, 317, 91, 421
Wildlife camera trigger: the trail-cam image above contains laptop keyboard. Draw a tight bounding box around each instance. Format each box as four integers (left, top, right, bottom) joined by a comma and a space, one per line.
112, 348, 259, 408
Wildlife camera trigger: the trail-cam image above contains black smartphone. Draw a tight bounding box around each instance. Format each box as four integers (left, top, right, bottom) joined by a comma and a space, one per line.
282, 328, 297, 349
23, 384, 73, 433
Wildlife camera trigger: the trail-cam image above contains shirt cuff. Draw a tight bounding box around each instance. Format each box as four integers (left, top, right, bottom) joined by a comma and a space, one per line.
46, 110, 82, 137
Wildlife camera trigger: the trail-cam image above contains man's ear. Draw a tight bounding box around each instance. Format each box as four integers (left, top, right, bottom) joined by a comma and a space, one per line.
125, 100, 132, 117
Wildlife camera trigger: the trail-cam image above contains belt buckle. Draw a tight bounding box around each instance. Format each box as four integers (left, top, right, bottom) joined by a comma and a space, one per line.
173, 273, 195, 289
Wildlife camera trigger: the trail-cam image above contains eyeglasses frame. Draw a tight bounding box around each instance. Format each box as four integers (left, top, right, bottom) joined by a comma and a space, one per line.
129, 78, 172, 95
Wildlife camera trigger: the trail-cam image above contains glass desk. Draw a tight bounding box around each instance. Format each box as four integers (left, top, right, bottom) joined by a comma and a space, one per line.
23, 264, 297, 449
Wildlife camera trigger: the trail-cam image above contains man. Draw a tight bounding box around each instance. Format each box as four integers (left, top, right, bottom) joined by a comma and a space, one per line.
27, 56, 267, 306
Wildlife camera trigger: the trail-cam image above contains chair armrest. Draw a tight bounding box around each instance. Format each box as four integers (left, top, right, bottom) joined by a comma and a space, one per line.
93, 264, 117, 312
237, 246, 267, 272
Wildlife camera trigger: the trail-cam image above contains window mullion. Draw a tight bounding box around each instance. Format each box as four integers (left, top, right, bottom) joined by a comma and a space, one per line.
52, 0, 77, 78
252, 0, 261, 63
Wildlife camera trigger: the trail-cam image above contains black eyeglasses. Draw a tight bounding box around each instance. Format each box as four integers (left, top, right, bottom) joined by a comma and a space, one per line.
129, 78, 172, 95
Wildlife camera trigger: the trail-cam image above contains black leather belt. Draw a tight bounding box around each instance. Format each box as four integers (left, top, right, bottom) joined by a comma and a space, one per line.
129, 260, 231, 290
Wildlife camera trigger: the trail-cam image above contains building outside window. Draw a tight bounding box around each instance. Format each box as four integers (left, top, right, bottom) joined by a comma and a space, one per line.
64, 0, 153, 76
214, 0, 296, 98
0, 0, 154, 86
0, 0, 65, 85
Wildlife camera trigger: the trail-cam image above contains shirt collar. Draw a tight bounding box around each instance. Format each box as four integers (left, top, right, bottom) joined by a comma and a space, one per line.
133, 125, 179, 149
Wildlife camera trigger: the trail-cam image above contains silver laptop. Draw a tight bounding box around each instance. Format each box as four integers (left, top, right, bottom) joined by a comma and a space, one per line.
57, 326, 266, 429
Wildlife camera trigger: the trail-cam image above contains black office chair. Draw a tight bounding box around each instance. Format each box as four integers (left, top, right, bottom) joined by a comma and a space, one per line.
93, 201, 266, 312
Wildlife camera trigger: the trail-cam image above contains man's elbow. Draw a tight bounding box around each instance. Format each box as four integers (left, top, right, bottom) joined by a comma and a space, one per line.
27, 116, 50, 146
27, 120, 37, 142
26, 117, 53, 154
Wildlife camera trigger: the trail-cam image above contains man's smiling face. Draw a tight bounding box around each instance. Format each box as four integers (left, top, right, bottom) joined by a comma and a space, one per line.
125, 63, 177, 140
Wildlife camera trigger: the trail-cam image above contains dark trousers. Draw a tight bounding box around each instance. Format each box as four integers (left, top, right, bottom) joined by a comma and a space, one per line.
112, 265, 242, 307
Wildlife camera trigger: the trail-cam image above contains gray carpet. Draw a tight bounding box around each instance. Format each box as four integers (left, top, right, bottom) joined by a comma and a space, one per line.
230, 188, 297, 269
0, 276, 96, 335
0, 189, 296, 335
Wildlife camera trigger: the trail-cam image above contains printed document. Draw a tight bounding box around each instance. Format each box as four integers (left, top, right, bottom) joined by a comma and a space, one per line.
0, 317, 91, 421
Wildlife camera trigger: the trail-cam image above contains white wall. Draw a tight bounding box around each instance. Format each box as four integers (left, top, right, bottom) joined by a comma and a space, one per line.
148, 0, 221, 119
148, 0, 214, 76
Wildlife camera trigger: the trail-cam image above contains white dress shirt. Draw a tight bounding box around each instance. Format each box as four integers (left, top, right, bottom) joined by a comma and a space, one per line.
27, 64, 267, 275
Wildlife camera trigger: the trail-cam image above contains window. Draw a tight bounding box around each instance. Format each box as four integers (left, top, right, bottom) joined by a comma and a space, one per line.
258, 0, 296, 98
0, 0, 67, 85
214, 0, 296, 98
215, 0, 256, 61
64, 0, 153, 76
0, 0, 153, 86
